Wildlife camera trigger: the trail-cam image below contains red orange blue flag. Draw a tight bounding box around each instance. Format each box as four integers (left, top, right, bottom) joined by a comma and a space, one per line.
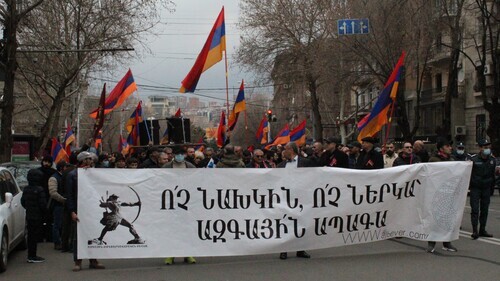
51, 138, 68, 163
64, 124, 75, 156
290, 120, 306, 146
265, 124, 290, 149
255, 116, 269, 144
119, 135, 130, 156
357, 52, 405, 142
126, 102, 143, 134
179, 7, 226, 93
228, 80, 246, 132
89, 69, 138, 118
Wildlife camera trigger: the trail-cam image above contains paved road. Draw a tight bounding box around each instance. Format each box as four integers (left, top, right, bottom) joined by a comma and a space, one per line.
3, 195, 500, 281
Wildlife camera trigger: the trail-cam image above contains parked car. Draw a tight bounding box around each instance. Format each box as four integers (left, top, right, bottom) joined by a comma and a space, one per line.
0, 161, 40, 191
0, 167, 26, 272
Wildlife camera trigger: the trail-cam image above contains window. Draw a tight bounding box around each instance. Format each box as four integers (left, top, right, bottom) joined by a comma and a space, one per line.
435, 73, 443, 92
476, 114, 486, 143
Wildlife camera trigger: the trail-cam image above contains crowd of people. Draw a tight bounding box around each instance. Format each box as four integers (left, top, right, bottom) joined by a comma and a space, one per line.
20, 136, 500, 270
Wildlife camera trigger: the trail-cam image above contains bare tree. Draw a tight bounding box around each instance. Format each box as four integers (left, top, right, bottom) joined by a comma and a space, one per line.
15, 0, 174, 156
469, 0, 500, 152
336, 0, 437, 141
237, 0, 345, 141
0, 0, 44, 162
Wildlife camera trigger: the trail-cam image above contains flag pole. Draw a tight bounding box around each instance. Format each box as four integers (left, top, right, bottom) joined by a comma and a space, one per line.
224, 50, 230, 123
383, 100, 397, 150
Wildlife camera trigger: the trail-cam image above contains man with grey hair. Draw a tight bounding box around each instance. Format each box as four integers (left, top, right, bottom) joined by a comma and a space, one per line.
247, 149, 271, 168
277, 142, 312, 259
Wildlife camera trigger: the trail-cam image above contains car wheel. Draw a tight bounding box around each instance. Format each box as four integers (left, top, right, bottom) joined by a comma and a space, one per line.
0, 231, 7, 273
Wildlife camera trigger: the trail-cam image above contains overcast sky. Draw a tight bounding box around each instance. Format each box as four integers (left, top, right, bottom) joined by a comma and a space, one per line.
93, 0, 267, 104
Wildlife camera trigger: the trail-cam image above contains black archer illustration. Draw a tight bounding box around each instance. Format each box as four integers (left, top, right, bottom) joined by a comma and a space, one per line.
89, 192, 145, 245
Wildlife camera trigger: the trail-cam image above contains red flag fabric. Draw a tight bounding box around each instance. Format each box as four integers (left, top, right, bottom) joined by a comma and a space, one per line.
174, 108, 182, 117
89, 69, 137, 118
64, 124, 75, 156
93, 83, 106, 140
51, 138, 68, 163
216, 111, 226, 148
179, 7, 226, 93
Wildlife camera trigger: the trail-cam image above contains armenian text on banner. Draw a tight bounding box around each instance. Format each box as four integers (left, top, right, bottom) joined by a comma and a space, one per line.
77, 162, 472, 259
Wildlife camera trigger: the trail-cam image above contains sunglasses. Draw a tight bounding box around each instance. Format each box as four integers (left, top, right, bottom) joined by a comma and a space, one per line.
404, 146, 413, 149
255, 155, 264, 158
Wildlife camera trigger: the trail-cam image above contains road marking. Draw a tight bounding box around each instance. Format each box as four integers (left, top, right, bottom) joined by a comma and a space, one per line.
459, 230, 500, 246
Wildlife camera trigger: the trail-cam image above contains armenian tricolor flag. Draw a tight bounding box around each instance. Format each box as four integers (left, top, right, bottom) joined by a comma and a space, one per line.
228, 80, 246, 132
51, 138, 68, 163
290, 120, 306, 146
89, 69, 137, 118
126, 102, 143, 134
119, 135, 130, 156
357, 52, 405, 142
64, 124, 75, 156
265, 124, 290, 149
255, 116, 269, 144
179, 7, 226, 93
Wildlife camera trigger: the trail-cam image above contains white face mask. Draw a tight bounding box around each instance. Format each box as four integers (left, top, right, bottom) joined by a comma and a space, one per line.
456, 150, 464, 155
174, 154, 185, 162
482, 148, 491, 156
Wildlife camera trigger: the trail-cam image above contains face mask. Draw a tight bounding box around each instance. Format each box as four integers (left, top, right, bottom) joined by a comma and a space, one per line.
483, 148, 491, 156
386, 150, 394, 156
102, 160, 109, 167
456, 150, 464, 155
174, 154, 185, 162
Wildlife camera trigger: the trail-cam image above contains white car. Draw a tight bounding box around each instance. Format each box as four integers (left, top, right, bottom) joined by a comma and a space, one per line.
0, 167, 26, 273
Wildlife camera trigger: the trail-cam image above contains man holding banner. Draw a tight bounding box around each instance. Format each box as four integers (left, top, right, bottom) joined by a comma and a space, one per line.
278, 142, 312, 260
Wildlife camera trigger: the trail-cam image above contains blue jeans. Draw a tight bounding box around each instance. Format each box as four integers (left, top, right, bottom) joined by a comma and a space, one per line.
52, 205, 63, 246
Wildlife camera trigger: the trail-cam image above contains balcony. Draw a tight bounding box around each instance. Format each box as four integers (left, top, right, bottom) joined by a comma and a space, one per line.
421, 86, 447, 104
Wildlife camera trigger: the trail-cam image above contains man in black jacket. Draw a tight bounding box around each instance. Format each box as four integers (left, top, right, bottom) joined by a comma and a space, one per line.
356, 137, 384, 169
21, 169, 47, 263
393, 142, 421, 166
320, 137, 349, 168
277, 142, 312, 260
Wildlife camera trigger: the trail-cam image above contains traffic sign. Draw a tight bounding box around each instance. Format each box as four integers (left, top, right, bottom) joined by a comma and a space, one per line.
337, 19, 370, 35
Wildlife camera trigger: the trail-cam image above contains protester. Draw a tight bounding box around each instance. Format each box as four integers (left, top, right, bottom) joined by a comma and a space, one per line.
320, 137, 349, 168
383, 141, 398, 168
427, 138, 457, 253
247, 149, 271, 168
48, 161, 69, 250
163, 146, 196, 265
114, 154, 127, 168
21, 169, 48, 263
393, 142, 421, 166
185, 147, 196, 165
157, 151, 171, 167
139, 147, 161, 168
310, 141, 324, 166
356, 137, 384, 169
66, 151, 105, 271
413, 140, 430, 163
470, 139, 496, 239
277, 142, 312, 259
216, 145, 246, 168
347, 141, 361, 169
38, 155, 57, 242
126, 157, 140, 168
193, 151, 206, 168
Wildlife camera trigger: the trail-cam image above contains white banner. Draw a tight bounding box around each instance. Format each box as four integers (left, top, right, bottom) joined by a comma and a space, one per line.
77, 162, 472, 259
